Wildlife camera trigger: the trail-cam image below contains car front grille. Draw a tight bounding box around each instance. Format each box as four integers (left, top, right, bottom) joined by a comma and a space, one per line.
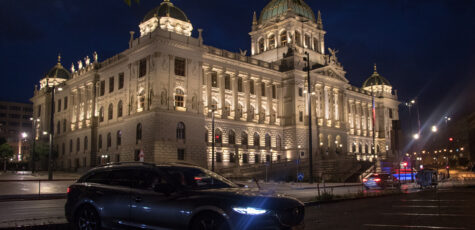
277, 206, 305, 226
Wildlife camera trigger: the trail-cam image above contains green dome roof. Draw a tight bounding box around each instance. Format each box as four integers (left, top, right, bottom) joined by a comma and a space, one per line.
259, 0, 316, 24
143, 0, 189, 22
362, 64, 391, 88
46, 56, 70, 80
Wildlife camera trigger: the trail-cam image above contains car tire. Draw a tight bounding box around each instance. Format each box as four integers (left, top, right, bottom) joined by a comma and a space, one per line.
75, 205, 101, 230
190, 212, 229, 230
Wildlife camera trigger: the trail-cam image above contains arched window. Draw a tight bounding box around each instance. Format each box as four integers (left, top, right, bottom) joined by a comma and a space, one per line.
215, 129, 222, 144
276, 135, 282, 149
280, 31, 287, 46
176, 122, 185, 140
76, 137, 80, 152
265, 133, 271, 148
352, 143, 356, 153
117, 131, 122, 147
358, 144, 362, 153
175, 88, 184, 108
258, 38, 265, 53
99, 106, 104, 122
295, 31, 301, 46
228, 130, 235, 145
304, 34, 311, 48
136, 123, 142, 144
241, 132, 248, 146
84, 136, 88, 151
107, 133, 112, 148
313, 38, 319, 52
253, 132, 260, 147
269, 34, 276, 49
117, 100, 123, 118
98, 135, 102, 150
108, 103, 113, 120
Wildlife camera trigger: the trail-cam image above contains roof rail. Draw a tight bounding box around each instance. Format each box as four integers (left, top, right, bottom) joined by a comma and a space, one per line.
101, 162, 156, 167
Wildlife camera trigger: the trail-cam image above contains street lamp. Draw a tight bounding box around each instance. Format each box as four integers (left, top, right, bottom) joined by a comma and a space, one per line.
413, 133, 420, 140
209, 107, 216, 172
29, 118, 40, 173
303, 51, 314, 184
431, 125, 437, 133
46, 80, 63, 181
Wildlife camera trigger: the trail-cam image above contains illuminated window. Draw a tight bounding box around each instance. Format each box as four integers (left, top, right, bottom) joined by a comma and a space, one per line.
280, 31, 287, 46
175, 88, 184, 108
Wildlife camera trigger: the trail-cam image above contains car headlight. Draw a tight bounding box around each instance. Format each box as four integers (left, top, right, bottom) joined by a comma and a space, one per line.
232, 207, 268, 215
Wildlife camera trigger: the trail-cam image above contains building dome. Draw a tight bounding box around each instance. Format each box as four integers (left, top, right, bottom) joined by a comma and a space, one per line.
259, 0, 316, 24
143, 0, 189, 22
46, 56, 70, 80
362, 64, 391, 88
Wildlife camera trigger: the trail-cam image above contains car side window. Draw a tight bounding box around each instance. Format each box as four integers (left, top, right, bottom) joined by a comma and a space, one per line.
136, 170, 168, 190
84, 171, 110, 184
109, 169, 138, 188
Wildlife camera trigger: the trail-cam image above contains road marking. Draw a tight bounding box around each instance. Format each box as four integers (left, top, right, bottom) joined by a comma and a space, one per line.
382, 213, 472, 217
400, 199, 467, 202
392, 205, 457, 208
364, 224, 465, 229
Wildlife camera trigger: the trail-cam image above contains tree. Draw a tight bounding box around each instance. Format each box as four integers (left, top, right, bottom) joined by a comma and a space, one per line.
0, 143, 14, 172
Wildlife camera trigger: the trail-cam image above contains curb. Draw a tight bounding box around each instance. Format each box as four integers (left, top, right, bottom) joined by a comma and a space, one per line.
0, 194, 66, 202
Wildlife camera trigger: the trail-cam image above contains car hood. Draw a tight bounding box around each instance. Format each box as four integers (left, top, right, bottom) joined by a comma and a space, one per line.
186, 187, 303, 210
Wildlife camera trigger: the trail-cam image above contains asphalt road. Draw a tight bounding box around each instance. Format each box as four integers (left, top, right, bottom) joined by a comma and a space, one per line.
305, 186, 475, 230
1, 186, 474, 229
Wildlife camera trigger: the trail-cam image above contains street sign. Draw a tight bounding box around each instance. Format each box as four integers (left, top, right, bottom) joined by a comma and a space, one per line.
297, 173, 304, 181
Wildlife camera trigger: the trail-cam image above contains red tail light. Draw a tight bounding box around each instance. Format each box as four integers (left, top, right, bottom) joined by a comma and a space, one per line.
194, 177, 202, 181
362, 178, 368, 182
374, 178, 381, 182
67, 187, 71, 193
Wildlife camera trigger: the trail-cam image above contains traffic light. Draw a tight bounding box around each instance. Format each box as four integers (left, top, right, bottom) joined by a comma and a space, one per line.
402, 162, 408, 167
449, 137, 453, 142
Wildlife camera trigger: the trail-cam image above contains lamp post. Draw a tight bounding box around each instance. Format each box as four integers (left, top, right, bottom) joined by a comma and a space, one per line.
210, 107, 216, 172
444, 116, 451, 178
47, 82, 62, 181
19, 132, 28, 162
29, 118, 40, 173
303, 51, 314, 184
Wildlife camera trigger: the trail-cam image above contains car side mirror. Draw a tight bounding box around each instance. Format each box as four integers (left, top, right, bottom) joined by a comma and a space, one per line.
154, 184, 175, 195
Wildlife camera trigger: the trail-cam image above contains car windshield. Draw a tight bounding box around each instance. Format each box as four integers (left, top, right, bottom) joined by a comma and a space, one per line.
161, 166, 238, 190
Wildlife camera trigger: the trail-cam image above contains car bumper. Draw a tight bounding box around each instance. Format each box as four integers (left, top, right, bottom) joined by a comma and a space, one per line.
228, 212, 304, 230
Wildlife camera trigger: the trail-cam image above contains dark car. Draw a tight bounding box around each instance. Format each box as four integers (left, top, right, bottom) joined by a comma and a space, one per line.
65, 162, 304, 230
362, 173, 401, 190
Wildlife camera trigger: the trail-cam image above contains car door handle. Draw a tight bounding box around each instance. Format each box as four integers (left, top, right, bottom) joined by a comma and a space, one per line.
135, 197, 142, 203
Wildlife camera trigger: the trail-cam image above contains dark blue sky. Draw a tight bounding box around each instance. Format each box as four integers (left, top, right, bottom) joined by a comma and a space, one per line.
1, 0, 474, 135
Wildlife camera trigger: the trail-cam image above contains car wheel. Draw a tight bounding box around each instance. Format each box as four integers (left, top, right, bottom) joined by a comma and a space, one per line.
75, 205, 101, 230
190, 212, 228, 230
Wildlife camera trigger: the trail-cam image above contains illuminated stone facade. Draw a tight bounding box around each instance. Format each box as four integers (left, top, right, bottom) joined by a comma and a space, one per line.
30, 0, 399, 172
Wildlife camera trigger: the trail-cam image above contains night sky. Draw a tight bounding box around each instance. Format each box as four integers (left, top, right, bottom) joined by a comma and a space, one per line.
1, 0, 474, 137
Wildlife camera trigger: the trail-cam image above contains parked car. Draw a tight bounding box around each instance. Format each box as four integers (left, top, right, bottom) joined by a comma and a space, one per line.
65, 162, 305, 230
362, 173, 401, 190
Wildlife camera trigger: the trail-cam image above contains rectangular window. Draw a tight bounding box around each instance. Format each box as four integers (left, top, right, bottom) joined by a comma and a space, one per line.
64, 97, 68, 110
139, 58, 147, 78
272, 85, 276, 99
0, 113, 5, 117
216, 152, 223, 163
224, 74, 231, 90
177, 149, 185, 160
38, 105, 41, 117
229, 153, 236, 163
100, 80, 105, 96
118, 73, 124, 89
9, 106, 21, 111
211, 72, 218, 88
109, 77, 114, 93
298, 87, 303, 97
389, 108, 393, 119
299, 111, 303, 122
261, 82, 266, 97
242, 154, 249, 164
9, 114, 20, 119
57, 99, 61, 112
174, 58, 186, 76
250, 79, 255, 94
238, 77, 243, 92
